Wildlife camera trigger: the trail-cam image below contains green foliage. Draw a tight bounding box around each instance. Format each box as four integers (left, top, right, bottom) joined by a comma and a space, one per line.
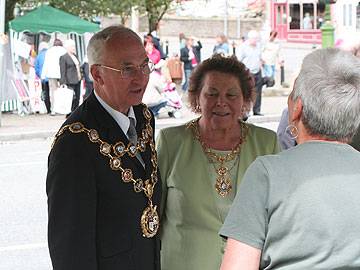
47, 0, 174, 32
47, 0, 140, 23
140, 0, 172, 32
5, 0, 26, 31
9, 0, 174, 32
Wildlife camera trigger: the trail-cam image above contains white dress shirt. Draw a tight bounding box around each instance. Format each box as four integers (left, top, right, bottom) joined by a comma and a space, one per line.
94, 90, 136, 138
94, 90, 145, 167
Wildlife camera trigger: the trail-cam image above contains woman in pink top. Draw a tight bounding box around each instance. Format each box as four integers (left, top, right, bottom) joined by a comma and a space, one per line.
145, 41, 161, 65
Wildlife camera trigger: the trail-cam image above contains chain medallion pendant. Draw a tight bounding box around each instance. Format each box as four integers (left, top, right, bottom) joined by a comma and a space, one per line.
187, 117, 248, 198
215, 175, 232, 197
141, 205, 159, 238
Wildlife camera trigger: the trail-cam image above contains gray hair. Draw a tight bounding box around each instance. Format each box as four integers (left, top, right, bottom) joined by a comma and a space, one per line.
291, 48, 360, 142
63, 39, 75, 49
87, 25, 141, 66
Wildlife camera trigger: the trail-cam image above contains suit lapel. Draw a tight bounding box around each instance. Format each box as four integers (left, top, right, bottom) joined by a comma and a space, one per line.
88, 93, 127, 143
134, 105, 152, 176
87, 93, 146, 174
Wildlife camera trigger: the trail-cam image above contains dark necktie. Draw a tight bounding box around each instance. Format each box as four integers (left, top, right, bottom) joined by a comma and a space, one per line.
127, 117, 145, 167
127, 117, 137, 145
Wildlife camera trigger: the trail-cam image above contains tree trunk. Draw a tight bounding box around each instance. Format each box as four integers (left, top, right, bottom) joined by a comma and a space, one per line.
6, 1, 17, 32
148, 15, 158, 33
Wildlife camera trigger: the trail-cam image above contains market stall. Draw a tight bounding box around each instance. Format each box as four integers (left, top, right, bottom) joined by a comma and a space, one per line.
2, 5, 99, 113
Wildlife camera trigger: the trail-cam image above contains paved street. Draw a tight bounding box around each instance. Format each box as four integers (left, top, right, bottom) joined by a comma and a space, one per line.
0, 139, 52, 270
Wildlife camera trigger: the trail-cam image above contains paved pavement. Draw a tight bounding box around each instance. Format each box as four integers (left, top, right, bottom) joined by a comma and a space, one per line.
0, 93, 289, 142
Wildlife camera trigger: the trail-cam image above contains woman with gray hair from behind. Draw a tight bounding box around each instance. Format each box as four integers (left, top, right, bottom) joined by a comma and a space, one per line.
350, 43, 360, 151
220, 48, 360, 269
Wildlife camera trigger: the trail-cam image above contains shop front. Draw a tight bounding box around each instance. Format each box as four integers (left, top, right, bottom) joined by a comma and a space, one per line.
271, 0, 331, 43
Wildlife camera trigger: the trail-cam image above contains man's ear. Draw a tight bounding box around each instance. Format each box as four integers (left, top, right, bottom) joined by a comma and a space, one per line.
291, 98, 303, 122
90, 65, 104, 85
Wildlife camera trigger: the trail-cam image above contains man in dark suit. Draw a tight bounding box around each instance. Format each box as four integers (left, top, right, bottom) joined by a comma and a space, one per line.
80, 56, 93, 100
47, 25, 161, 270
59, 39, 82, 115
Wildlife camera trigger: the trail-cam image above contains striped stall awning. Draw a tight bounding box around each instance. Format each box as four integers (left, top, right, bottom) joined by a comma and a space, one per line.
1, 99, 18, 112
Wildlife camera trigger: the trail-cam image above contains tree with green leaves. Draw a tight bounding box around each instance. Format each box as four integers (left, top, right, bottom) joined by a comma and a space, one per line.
12, 0, 175, 33
47, 0, 140, 24
5, 0, 26, 31
47, 0, 174, 32
140, 0, 172, 33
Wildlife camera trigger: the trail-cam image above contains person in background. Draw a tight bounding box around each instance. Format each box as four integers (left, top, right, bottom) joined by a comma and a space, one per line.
179, 32, 186, 50
213, 33, 230, 56
34, 41, 50, 113
261, 30, 283, 82
180, 36, 202, 92
237, 30, 263, 115
47, 25, 161, 270
303, 12, 313, 29
145, 33, 166, 60
145, 41, 161, 65
41, 38, 66, 115
220, 48, 360, 270
276, 107, 297, 150
20, 42, 37, 77
80, 55, 93, 100
143, 40, 167, 116
276, 108, 296, 150
157, 54, 280, 270
59, 39, 82, 117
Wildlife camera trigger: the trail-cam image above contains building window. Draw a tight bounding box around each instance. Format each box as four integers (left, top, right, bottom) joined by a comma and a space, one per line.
303, 3, 314, 29
289, 4, 300, 29
349, 4, 353, 26
276, 5, 287, 25
277, 5, 282, 24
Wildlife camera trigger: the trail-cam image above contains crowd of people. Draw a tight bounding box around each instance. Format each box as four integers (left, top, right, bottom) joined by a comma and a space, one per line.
27, 27, 285, 120
142, 33, 183, 118
45, 25, 360, 270
29, 37, 93, 116
143, 28, 283, 119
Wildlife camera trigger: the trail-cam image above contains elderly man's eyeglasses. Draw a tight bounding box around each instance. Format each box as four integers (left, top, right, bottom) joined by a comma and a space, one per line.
96, 61, 155, 78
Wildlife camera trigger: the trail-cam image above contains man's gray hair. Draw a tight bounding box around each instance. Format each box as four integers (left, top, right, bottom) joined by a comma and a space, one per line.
291, 48, 360, 142
87, 25, 141, 66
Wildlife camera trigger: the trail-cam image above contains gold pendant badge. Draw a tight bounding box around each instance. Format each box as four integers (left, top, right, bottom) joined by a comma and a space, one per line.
215, 176, 232, 197
187, 118, 248, 197
141, 205, 159, 238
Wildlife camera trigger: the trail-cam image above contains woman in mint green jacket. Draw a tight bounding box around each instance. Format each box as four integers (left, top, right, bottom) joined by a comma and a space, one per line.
156, 55, 280, 270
